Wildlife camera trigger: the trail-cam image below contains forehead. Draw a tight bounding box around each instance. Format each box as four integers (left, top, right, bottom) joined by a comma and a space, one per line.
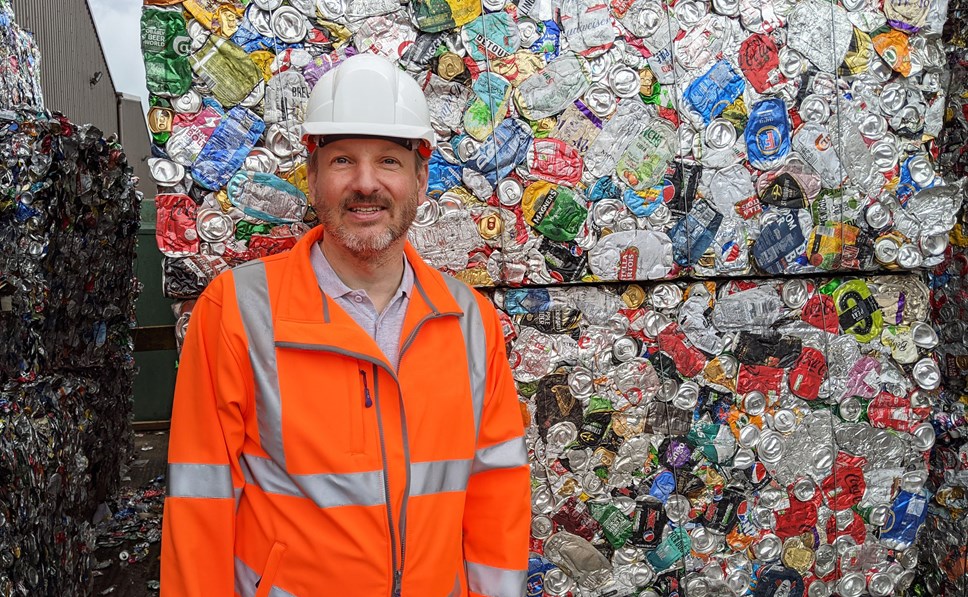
317, 137, 413, 157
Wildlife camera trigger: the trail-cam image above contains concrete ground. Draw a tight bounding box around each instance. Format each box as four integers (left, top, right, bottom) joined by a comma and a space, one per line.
92, 431, 167, 597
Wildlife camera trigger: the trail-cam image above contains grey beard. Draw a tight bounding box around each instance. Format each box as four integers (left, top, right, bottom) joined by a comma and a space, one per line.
319, 191, 418, 258
331, 225, 396, 257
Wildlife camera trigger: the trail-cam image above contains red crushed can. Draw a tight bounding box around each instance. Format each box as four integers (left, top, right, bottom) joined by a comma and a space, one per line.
801, 293, 839, 333
657, 323, 708, 378
773, 497, 819, 539
155, 193, 199, 257
820, 452, 867, 511
866, 391, 931, 433
551, 496, 601, 541
737, 363, 785, 397
739, 33, 787, 93
248, 233, 298, 258
528, 138, 584, 186
788, 346, 827, 401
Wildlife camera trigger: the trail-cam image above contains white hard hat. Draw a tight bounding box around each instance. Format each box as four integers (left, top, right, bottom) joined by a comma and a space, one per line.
301, 53, 435, 154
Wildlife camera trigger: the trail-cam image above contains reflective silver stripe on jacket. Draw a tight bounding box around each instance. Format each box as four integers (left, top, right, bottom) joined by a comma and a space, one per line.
233, 261, 287, 467
471, 437, 529, 476
465, 560, 527, 597
168, 463, 234, 499
440, 275, 487, 441
235, 557, 298, 597
410, 459, 472, 497
447, 573, 462, 597
241, 454, 385, 508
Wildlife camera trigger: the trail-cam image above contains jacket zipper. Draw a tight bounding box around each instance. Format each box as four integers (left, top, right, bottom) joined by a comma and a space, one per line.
393, 310, 459, 596
276, 310, 459, 597
360, 369, 373, 408
369, 361, 400, 594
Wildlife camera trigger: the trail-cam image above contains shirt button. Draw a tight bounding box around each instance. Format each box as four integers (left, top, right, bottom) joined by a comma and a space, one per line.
354, 295, 364, 303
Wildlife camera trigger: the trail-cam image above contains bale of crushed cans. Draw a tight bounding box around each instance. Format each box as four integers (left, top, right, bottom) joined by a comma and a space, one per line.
909, 2, 968, 594
0, 0, 43, 110
503, 274, 948, 596
141, 0, 968, 594
0, 107, 140, 594
144, 0, 964, 289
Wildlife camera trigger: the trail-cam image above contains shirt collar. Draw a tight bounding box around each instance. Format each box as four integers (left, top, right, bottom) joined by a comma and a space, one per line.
310, 242, 413, 302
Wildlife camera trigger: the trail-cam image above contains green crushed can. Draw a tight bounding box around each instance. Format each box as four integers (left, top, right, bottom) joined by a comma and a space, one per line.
587, 501, 634, 549
412, 0, 481, 33
646, 526, 691, 572
189, 36, 262, 108
141, 6, 193, 97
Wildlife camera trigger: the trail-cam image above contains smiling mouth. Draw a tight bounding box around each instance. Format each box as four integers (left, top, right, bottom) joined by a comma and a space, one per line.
348, 206, 385, 213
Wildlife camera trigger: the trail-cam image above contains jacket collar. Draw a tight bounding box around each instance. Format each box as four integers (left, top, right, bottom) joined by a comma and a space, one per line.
271, 226, 464, 358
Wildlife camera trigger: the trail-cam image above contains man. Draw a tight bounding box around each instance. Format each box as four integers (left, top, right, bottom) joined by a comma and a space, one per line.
161, 54, 530, 597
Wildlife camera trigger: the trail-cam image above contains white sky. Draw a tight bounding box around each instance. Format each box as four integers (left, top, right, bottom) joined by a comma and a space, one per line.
87, 0, 148, 110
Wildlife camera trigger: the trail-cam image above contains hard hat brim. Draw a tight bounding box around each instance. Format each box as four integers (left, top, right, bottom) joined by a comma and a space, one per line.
302, 122, 436, 147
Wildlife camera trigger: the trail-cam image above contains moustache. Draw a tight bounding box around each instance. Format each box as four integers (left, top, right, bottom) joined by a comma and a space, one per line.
341, 192, 393, 210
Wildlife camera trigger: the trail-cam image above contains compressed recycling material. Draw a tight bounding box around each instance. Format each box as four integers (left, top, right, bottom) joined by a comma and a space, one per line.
141, 0, 968, 595
144, 0, 963, 287
0, 106, 140, 594
504, 274, 940, 596
910, 1, 968, 594
0, 0, 43, 110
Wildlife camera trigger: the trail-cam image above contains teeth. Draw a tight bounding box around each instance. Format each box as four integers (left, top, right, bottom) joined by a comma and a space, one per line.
350, 207, 382, 213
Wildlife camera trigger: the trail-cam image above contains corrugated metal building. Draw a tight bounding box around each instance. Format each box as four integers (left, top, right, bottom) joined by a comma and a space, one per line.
15, 0, 156, 200
15, 0, 176, 424
15, 0, 120, 133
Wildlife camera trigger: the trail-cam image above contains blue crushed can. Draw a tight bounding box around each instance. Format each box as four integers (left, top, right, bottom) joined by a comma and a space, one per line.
752, 564, 805, 597
504, 288, 554, 314
192, 106, 265, 190
752, 210, 807, 274
469, 118, 534, 185
588, 176, 621, 202
648, 470, 677, 502
880, 489, 928, 550
530, 20, 561, 61
232, 4, 286, 52
623, 187, 665, 217
684, 59, 745, 124
201, 96, 226, 115
14, 201, 39, 224
670, 201, 724, 266
746, 98, 792, 171
427, 152, 463, 198
526, 556, 557, 597
896, 156, 937, 206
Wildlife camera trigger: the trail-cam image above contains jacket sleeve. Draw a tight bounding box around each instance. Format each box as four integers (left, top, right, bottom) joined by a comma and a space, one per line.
462, 299, 530, 597
161, 277, 248, 597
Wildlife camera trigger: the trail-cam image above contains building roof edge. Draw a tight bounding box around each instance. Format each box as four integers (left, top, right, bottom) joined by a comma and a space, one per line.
82, 0, 121, 98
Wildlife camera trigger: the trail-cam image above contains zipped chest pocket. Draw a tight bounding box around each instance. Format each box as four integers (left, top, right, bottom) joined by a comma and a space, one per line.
325, 361, 370, 456
354, 366, 373, 454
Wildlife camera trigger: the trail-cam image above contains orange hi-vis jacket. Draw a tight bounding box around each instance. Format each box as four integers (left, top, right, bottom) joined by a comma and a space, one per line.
161, 225, 530, 597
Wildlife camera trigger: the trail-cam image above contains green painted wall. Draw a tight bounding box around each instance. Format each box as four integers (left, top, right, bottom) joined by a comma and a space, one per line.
133, 228, 177, 422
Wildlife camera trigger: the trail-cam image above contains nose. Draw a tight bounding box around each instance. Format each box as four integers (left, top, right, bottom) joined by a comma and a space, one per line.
348, 161, 382, 196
